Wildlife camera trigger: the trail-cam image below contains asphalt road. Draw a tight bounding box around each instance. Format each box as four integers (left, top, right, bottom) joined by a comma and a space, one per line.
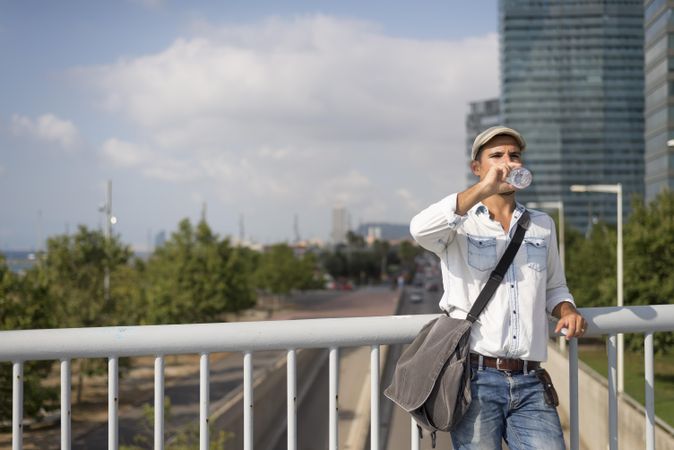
379, 280, 455, 450
69, 287, 397, 449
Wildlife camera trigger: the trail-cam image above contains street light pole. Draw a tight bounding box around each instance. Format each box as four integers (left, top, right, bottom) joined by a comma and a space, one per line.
570, 183, 624, 393
99, 180, 117, 305
616, 184, 624, 394
104, 180, 112, 304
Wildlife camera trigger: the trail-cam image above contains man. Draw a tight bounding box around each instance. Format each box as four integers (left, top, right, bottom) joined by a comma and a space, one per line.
409, 126, 586, 449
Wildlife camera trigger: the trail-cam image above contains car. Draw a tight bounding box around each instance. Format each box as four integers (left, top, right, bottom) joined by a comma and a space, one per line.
410, 292, 423, 303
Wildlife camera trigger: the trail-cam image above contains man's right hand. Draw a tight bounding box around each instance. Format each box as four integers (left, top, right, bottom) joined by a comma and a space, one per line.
456, 163, 518, 215
480, 162, 518, 195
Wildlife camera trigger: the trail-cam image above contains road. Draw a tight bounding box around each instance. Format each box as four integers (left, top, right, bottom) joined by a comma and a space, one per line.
379, 279, 454, 450
67, 286, 400, 449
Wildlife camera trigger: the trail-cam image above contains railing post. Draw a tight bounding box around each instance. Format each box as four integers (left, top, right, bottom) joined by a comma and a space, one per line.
200, 353, 209, 450
243, 351, 253, 450
109, 357, 119, 450
410, 418, 420, 450
370, 345, 380, 450
154, 356, 165, 450
569, 339, 579, 450
329, 347, 339, 450
287, 349, 297, 450
608, 334, 618, 450
61, 359, 71, 450
12, 361, 23, 450
644, 333, 655, 450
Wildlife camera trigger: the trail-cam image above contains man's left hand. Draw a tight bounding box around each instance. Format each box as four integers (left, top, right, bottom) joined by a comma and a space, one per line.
553, 302, 587, 340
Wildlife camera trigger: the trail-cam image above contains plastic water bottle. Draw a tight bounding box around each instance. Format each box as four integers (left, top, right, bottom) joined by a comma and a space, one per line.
505, 167, 532, 189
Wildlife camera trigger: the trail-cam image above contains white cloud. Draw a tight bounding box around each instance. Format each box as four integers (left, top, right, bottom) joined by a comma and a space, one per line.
101, 138, 151, 167
78, 15, 498, 236
100, 138, 200, 182
10, 113, 81, 152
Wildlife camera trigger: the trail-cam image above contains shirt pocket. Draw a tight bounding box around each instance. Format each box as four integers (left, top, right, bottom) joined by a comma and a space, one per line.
467, 234, 497, 271
524, 237, 547, 272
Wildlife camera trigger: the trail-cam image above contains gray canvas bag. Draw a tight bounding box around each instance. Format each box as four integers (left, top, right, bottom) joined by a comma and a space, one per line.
384, 211, 530, 445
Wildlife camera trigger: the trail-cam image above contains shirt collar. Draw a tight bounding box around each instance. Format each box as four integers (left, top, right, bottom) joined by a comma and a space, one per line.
473, 202, 525, 217
513, 202, 526, 220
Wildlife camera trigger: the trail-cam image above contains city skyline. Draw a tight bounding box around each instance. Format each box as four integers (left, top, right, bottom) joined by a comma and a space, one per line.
0, 1, 500, 250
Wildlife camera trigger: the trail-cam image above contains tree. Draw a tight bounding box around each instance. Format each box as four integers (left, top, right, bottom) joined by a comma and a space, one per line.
565, 222, 616, 309
40, 225, 134, 328
254, 244, 319, 296
143, 218, 255, 324
0, 255, 57, 421
622, 192, 674, 353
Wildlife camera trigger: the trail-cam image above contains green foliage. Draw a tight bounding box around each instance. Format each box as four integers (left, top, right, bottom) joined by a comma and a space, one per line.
143, 219, 256, 324
0, 255, 57, 421
565, 190, 674, 353
622, 192, 674, 353
39, 225, 133, 327
565, 221, 617, 309
254, 244, 321, 295
319, 238, 420, 285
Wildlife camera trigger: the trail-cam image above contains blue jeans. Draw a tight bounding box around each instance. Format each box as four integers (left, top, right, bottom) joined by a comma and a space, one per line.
450, 366, 566, 450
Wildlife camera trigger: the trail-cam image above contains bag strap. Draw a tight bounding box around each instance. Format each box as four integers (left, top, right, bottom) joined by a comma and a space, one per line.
466, 209, 531, 323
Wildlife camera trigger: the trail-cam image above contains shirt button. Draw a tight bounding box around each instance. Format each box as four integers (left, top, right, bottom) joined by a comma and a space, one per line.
513, 336, 517, 339
513, 311, 517, 314
510, 284, 514, 288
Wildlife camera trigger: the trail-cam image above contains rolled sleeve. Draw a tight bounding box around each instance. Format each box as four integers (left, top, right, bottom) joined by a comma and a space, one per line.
546, 288, 575, 316
409, 193, 464, 254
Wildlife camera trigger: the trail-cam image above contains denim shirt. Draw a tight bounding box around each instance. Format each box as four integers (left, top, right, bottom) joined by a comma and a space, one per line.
409, 193, 574, 362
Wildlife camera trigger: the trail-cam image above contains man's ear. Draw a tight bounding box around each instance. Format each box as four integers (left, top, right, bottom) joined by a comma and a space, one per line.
470, 160, 480, 177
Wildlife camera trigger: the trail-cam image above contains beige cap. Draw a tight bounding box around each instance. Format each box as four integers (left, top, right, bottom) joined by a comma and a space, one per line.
471, 125, 526, 160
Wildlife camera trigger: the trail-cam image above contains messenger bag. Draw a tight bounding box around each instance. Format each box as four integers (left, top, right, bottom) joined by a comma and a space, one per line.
384, 210, 530, 446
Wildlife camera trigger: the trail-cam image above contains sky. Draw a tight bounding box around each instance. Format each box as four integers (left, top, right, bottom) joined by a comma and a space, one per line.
0, 0, 500, 250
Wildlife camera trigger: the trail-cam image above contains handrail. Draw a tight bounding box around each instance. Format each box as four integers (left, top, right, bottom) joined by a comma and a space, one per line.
1, 305, 674, 362
2, 304, 674, 450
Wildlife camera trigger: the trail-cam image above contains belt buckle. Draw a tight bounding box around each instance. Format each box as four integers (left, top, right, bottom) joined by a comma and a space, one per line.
496, 357, 505, 371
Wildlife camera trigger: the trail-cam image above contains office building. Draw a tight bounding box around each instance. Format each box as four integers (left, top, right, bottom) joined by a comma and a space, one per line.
644, 0, 674, 200
500, 0, 644, 228
331, 206, 350, 245
466, 98, 501, 188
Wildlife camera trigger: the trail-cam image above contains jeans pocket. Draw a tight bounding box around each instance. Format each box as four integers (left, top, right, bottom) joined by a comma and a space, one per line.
467, 235, 497, 271
524, 237, 547, 272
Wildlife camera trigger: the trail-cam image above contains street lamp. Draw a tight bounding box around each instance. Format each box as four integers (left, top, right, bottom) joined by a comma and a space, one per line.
526, 201, 566, 352
98, 180, 114, 304
570, 183, 623, 394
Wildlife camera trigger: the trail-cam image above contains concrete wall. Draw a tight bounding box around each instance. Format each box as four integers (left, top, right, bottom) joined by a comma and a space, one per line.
544, 343, 674, 450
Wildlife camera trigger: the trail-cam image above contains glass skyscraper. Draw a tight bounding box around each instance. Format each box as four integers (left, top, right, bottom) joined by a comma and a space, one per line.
644, 0, 674, 200
465, 98, 501, 188
500, 0, 644, 229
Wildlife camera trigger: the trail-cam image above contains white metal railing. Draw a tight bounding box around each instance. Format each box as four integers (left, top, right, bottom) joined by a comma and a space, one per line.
1, 305, 673, 450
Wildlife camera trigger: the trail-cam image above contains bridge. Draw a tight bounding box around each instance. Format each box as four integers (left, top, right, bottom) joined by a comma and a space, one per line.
1, 289, 673, 450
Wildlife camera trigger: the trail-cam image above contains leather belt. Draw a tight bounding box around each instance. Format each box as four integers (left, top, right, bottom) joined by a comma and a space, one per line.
470, 353, 540, 372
